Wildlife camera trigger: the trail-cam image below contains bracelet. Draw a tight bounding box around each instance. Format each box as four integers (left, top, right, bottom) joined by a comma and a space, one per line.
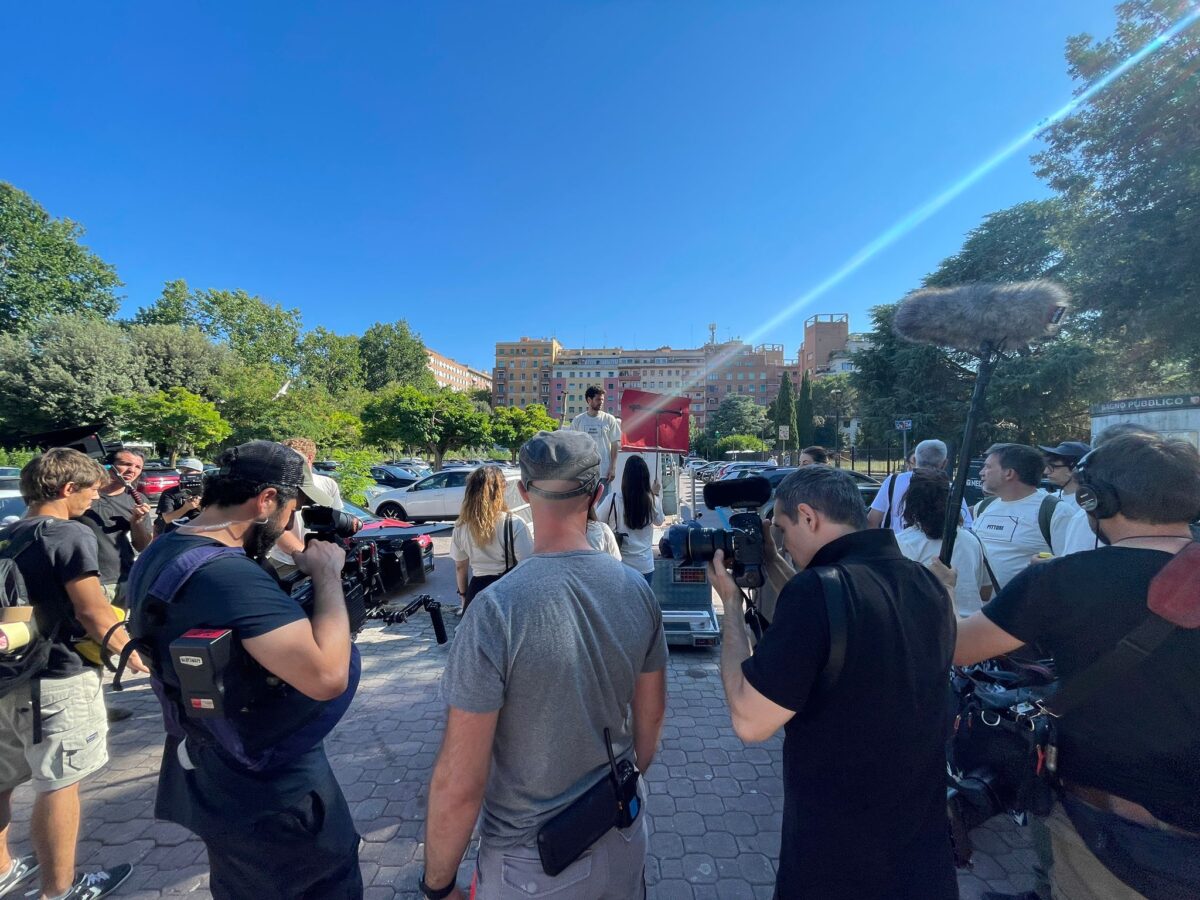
419, 873, 457, 899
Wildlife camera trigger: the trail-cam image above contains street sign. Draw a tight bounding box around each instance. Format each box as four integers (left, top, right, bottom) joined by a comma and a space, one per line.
895, 419, 913, 432
778, 425, 790, 440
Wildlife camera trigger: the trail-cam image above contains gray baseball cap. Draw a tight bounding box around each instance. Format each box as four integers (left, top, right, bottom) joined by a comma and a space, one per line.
519, 430, 600, 500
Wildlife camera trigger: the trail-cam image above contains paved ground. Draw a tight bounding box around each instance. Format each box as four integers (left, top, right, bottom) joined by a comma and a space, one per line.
7, 526, 1037, 898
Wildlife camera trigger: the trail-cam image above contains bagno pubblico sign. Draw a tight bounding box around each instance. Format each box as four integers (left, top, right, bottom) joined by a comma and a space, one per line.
1090, 394, 1200, 415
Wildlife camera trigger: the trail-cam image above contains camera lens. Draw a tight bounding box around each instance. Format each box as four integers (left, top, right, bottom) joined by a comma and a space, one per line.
665, 525, 727, 564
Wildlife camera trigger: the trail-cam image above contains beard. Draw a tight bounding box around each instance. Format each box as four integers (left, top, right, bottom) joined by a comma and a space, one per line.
245, 507, 291, 560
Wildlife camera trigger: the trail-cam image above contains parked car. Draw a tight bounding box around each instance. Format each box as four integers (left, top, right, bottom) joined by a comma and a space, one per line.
385, 458, 432, 477
341, 500, 435, 591
313, 460, 339, 474
0, 467, 20, 477
367, 467, 530, 524
0, 477, 26, 524
684, 459, 709, 473
138, 466, 180, 501
369, 465, 421, 490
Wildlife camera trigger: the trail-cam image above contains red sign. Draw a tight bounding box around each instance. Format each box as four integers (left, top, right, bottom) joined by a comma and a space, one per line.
620, 389, 690, 452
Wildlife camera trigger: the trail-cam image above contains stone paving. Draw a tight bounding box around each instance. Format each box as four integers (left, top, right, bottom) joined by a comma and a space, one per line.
6, 534, 1036, 898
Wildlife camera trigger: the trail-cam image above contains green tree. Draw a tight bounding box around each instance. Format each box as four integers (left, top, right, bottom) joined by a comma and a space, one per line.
127, 323, 234, 397
0, 316, 147, 440
359, 320, 435, 391
194, 288, 302, 369
363, 386, 491, 470
490, 404, 558, 461
772, 374, 797, 457
107, 387, 231, 464
795, 371, 815, 448
923, 200, 1067, 287
0, 183, 122, 334
133, 279, 195, 327
1034, 0, 1200, 377
706, 395, 767, 442
328, 448, 376, 506
714, 434, 767, 456
298, 326, 365, 396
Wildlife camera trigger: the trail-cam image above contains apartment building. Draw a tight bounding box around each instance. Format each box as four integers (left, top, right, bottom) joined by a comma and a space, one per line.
497, 337, 802, 432
426, 348, 492, 393
492, 337, 563, 410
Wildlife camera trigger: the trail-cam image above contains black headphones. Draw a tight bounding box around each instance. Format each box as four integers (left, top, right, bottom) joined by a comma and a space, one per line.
1073, 450, 1120, 519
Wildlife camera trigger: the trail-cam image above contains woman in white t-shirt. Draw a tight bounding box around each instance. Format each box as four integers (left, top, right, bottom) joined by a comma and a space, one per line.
894, 468, 987, 616
594, 455, 664, 583
585, 505, 622, 559
449, 466, 533, 614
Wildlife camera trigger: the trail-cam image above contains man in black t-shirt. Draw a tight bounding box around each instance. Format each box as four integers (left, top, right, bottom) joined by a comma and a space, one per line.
710, 466, 957, 900
153, 456, 204, 536
127, 440, 362, 900
0, 449, 148, 900
954, 434, 1200, 900
74, 448, 153, 603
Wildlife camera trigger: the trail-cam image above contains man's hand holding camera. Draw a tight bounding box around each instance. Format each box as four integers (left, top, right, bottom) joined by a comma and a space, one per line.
294, 539, 347, 585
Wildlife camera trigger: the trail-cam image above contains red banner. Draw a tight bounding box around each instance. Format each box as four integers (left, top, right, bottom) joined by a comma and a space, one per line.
619, 389, 690, 452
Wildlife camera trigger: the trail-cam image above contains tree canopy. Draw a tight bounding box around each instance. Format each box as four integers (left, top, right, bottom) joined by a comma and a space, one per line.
0, 182, 122, 334
360, 320, 435, 391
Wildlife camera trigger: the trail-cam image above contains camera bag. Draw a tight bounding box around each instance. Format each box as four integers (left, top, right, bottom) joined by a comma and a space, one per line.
536, 728, 641, 877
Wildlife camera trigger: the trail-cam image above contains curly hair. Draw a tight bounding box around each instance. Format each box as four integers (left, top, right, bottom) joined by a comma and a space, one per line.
901, 467, 951, 539
457, 465, 510, 545
281, 437, 318, 464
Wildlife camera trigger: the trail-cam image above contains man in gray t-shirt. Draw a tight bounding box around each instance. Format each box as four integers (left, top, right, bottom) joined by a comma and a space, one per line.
422, 430, 668, 900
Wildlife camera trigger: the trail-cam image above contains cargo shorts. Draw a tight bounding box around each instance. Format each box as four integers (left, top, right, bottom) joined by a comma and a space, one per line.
0, 669, 109, 793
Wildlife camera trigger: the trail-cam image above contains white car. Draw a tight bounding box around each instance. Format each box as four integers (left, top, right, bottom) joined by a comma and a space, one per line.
0, 477, 26, 525
685, 459, 708, 472
367, 466, 532, 525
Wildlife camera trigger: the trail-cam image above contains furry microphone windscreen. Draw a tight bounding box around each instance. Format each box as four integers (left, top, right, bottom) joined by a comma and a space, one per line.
892, 281, 1070, 353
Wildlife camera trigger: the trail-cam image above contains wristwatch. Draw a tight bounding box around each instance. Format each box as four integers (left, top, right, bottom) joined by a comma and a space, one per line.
419, 873, 456, 899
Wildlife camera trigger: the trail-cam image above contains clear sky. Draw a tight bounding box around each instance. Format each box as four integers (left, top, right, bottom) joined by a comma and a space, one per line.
2, 2, 1118, 372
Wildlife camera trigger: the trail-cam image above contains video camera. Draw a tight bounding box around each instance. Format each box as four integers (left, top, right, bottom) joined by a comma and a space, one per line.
274, 506, 447, 645
662, 476, 770, 589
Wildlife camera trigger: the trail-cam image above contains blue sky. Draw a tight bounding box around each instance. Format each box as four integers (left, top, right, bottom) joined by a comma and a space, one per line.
2, 2, 1117, 372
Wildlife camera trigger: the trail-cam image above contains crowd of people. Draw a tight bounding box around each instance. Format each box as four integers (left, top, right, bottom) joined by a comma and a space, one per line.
0, 382, 1196, 900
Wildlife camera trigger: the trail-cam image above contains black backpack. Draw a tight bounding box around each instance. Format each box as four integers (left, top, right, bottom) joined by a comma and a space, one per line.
0, 521, 57, 742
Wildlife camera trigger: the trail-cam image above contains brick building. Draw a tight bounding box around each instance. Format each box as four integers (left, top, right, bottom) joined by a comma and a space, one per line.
426, 348, 492, 393
798, 314, 850, 376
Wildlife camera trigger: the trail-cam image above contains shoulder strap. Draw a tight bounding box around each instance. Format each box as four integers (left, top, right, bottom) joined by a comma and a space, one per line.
1038, 494, 1060, 553
976, 495, 997, 518
1041, 614, 1178, 718
503, 514, 515, 573
814, 566, 849, 695
0, 519, 48, 564
882, 476, 898, 530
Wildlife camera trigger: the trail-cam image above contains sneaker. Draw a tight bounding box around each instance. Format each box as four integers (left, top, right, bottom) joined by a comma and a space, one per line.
61, 864, 133, 899
0, 857, 38, 898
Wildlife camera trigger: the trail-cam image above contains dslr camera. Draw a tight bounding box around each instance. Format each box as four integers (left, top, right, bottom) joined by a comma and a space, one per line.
662, 475, 771, 589
176, 471, 205, 500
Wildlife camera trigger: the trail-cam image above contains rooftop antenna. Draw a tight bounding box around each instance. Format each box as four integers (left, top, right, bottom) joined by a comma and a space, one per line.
707, 322, 717, 345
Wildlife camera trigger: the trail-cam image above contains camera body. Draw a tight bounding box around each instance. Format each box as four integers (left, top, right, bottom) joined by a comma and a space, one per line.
176, 471, 205, 500
663, 475, 771, 589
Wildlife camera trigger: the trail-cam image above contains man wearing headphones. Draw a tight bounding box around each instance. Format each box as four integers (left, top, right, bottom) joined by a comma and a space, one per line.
953, 433, 1200, 899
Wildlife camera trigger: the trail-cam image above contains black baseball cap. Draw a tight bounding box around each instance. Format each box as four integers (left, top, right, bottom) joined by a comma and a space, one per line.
216, 440, 336, 506
1038, 441, 1092, 462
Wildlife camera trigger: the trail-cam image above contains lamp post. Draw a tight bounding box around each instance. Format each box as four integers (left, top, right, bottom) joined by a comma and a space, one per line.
829, 388, 844, 467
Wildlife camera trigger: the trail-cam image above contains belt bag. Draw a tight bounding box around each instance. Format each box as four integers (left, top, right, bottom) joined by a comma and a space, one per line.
536, 728, 640, 877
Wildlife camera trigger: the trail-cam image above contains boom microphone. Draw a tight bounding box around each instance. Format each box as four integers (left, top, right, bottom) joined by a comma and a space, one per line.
893, 281, 1069, 353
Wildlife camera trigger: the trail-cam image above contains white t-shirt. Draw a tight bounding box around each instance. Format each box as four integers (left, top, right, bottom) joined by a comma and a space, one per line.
1058, 496, 1102, 556
594, 492, 665, 575
971, 490, 1077, 589
870, 471, 972, 532
586, 521, 622, 559
449, 513, 534, 577
895, 526, 986, 617
268, 472, 344, 566
570, 411, 622, 478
